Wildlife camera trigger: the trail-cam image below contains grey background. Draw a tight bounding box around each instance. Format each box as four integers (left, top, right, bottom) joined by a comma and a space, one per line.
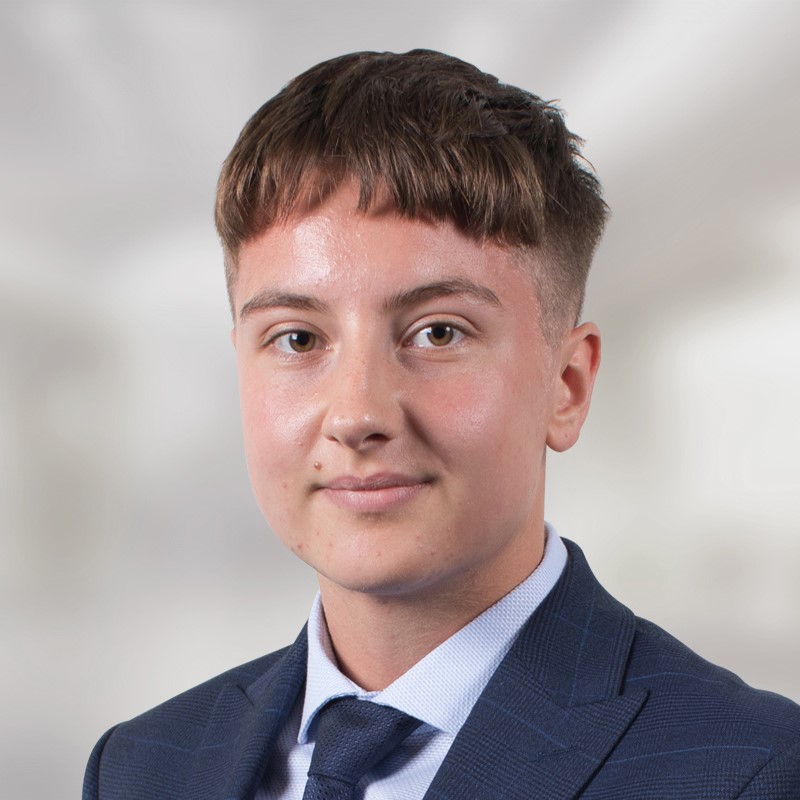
1, 1, 799, 796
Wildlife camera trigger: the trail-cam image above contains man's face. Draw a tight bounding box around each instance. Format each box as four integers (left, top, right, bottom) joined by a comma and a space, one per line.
232, 183, 597, 605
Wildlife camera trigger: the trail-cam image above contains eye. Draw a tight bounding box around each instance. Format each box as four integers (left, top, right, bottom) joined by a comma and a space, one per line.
408, 323, 462, 348
271, 330, 318, 353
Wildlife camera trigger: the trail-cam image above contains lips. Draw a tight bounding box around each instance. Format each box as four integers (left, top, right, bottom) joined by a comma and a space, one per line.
322, 473, 425, 491
316, 472, 431, 512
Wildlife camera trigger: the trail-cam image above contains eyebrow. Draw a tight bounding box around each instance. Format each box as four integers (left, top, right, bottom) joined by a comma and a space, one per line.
238, 278, 501, 322
383, 279, 501, 312
239, 291, 329, 322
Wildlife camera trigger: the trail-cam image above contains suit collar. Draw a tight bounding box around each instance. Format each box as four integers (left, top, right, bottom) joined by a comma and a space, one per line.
182, 540, 646, 800
179, 626, 308, 800
513, 538, 638, 706
423, 539, 648, 800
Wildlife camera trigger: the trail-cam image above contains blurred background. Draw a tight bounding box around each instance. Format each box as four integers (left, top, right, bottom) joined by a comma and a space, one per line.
1, 0, 799, 795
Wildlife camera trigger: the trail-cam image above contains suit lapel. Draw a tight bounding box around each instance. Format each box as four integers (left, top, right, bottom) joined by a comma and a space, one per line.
424, 540, 648, 800
179, 627, 308, 800
177, 541, 645, 800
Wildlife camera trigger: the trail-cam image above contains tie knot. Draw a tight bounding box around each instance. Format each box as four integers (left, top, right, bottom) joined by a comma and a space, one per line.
305, 697, 421, 798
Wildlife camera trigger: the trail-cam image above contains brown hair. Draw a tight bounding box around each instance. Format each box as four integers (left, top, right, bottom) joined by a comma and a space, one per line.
215, 49, 608, 339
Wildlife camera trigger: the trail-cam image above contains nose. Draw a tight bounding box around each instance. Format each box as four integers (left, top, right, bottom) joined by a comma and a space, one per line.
321, 346, 403, 451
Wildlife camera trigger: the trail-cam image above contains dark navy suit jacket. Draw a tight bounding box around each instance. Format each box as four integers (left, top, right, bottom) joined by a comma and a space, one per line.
84, 540, 800, 798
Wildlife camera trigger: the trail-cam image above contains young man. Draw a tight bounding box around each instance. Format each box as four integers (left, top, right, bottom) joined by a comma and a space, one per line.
84, 50, 800, 799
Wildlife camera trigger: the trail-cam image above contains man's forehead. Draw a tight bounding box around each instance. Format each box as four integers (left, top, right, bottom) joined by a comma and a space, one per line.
231, 181, 548, 327
237, 180, 539, 270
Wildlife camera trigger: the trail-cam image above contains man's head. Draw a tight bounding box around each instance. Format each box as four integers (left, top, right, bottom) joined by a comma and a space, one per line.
216, 49, 607, 343
220, 50, 603, 609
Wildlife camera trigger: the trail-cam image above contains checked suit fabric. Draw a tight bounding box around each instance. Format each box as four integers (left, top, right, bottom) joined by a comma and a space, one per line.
83, 540, 800, 799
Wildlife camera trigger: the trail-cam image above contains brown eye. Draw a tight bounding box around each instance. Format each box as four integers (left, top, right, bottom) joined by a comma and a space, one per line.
408, 323, 462, 348
426, 324, 454, 346
274, 330, 317, 353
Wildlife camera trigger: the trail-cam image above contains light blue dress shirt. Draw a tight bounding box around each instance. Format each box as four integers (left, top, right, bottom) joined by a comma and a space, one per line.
258, 524, 567, 799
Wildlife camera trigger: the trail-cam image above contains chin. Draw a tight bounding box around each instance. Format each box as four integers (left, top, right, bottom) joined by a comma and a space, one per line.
318, 556, 462, 601
320, 568, 416, 597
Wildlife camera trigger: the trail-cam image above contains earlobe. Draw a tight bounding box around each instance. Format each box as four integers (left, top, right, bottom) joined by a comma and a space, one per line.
546, 322, 601, 453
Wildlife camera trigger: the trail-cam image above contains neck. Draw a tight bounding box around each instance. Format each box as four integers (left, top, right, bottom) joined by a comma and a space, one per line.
317, 528, 545, 691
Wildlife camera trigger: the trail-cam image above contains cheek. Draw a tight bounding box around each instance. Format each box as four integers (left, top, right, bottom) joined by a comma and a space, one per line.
417, 370, 527, 459
416, 363, 550, 508
238, 369, 320, 475
429, 361, 547, 442
238, 377, 315, 551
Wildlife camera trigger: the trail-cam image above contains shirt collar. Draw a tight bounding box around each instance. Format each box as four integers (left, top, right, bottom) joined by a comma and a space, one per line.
299, 523, 567, 743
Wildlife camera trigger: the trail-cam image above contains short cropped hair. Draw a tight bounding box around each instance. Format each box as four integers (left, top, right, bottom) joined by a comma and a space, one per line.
215, 49, 608, 340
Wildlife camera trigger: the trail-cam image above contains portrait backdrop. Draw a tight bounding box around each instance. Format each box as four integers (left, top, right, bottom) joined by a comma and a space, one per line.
1, 1, 798, 797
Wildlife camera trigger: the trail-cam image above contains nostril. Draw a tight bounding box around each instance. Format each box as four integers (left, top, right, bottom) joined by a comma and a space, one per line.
322, 413, 396, 449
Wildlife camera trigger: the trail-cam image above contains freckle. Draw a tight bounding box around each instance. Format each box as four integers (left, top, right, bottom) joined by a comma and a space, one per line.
313, 461, 322, 471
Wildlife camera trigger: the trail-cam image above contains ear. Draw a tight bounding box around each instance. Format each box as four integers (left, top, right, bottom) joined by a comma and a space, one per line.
230, 327, 237, 348
546, 322, 601, 453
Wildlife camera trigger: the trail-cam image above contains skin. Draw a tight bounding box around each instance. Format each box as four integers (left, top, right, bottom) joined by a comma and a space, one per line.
231, 182, 600, 690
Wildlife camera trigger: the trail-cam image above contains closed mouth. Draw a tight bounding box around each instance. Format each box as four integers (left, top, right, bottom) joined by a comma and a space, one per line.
320, 473, 429, 491
315, 473, 432, 512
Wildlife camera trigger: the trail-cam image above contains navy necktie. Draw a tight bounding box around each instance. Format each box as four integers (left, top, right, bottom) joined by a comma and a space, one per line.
303, 697, 422, 800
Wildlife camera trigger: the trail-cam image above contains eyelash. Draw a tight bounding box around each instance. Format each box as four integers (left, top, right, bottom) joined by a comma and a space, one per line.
405, 322, 466, 349
263, 320, 469, 355
264, 329, 325, 354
